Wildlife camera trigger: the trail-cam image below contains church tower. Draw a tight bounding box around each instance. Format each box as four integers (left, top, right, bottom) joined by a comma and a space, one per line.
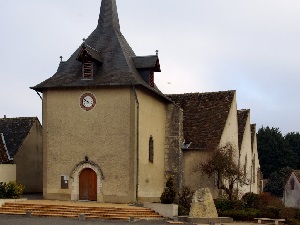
31, 0, 173, 203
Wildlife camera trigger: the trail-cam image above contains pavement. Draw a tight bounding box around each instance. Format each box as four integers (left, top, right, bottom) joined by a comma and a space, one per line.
0, 214, 258, 225
0, 195, 257, 225
0, 214, 169, 225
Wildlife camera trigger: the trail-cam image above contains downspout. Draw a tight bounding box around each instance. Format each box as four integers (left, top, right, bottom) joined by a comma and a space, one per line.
250, 158, 253, 193
132, 84, 140, 202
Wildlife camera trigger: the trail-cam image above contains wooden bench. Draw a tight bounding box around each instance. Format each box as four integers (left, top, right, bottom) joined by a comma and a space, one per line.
254, 218, 285, 225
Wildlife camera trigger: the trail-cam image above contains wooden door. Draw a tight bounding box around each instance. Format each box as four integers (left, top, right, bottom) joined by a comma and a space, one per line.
79, 168, 97, 201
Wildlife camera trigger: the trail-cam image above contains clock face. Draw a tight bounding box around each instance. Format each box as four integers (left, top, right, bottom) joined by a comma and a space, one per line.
80, 93, 96, 111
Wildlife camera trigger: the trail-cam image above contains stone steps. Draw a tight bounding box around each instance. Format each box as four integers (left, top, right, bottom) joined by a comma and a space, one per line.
0, 202, 163, 221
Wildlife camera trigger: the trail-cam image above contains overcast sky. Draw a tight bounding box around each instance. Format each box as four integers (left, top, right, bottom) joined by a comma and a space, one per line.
1, 0, 299, 135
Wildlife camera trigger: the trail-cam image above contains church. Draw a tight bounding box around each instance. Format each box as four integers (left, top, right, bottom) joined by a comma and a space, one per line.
31, 0, 261, 203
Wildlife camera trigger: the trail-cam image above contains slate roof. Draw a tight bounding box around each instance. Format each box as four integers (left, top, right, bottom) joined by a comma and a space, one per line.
251, 124, 256, 151
167, 91, 235, 151
133, 56, 161, 71
76, 44, 102, 63
0, 117, 37, 158
31, 0, 169, 101
0, 133, 10, 163
237, 109, 250, 152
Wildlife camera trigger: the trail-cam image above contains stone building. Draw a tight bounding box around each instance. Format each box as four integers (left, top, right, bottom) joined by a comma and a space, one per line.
237, 110, 261, 194
284, 170, 300, 208
168, 91, 239, 198
0, 117, 43, 192
31, 0, 260, 202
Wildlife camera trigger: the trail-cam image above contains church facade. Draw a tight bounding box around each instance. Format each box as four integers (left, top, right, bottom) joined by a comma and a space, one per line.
31, 0, 260, 203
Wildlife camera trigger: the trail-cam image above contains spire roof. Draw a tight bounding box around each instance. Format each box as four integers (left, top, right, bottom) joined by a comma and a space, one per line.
97, 0, 120, 31
31, 0, 168, 101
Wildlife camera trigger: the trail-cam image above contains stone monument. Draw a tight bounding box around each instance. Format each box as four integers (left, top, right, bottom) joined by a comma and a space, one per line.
189, 188, 218, 218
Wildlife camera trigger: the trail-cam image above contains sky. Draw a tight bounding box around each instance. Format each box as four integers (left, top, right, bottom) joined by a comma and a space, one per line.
0, 0, 299, 135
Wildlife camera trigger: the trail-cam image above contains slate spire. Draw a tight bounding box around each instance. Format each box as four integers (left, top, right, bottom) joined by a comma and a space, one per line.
97, 0, 120, 32
31, 0, 168, 101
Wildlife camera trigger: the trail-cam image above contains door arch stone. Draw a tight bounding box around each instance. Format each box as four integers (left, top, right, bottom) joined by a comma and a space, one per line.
70, 160, 104, 202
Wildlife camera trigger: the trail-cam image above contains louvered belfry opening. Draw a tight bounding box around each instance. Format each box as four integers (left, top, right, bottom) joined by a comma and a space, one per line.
82, 61, 93, 79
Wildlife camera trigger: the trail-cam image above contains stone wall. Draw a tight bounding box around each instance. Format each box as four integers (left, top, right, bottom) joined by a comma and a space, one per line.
0, 164, 16, 183
164, 103, 184, 191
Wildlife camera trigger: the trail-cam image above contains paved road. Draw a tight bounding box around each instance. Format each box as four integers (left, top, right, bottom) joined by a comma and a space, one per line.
0, 215, 171, 225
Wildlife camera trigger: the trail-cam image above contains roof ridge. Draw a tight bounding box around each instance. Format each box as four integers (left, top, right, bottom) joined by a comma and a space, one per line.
0, 133, 12, 161
168, 90, 236, 96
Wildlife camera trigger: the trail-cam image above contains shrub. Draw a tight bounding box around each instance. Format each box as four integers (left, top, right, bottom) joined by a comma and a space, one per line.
0, 182, 6, 198
178, 205, 190, 216
260, 206, 281, 219
258, 192, 284, 211
0, 182, 25, 199
286, 219, 300, 225
214, 198, 244, 216
279, 207, 298, 220
178, 186, 194, 209
296, 209, 300, 220
222, 208, 260, 221
178, 186, 194, 215
160, 176, 176, 204
242, 192, 260, 209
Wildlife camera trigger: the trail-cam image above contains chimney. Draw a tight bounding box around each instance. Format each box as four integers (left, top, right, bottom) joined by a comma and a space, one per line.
4, 115, 6, 119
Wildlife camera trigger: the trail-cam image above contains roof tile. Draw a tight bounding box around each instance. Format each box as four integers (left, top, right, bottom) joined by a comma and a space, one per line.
167, 91, 235, 151
0, 117, 37, 158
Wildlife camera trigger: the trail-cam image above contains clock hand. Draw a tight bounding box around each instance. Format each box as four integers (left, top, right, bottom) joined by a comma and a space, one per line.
83, 99, 90, 104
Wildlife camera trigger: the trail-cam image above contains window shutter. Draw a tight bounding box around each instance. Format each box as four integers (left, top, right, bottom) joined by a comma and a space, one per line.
149, 72, 154, 87
83, 61, 93, 79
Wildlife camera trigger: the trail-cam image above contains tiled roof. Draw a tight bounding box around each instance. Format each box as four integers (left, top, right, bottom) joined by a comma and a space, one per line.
291, 170, 300, 184
31, 0, 168, 102
251, 124, 256, 150
0, 133, 9, 163
0, 117, 37, 158
133, 56, 160, 71
237, 109, 250, 152
167, 91, 235, 151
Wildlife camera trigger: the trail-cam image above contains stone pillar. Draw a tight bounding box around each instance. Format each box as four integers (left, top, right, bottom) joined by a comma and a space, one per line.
164, 103, 184, 191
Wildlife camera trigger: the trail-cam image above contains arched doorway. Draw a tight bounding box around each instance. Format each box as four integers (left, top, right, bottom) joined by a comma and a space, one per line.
79, 168, 97, 201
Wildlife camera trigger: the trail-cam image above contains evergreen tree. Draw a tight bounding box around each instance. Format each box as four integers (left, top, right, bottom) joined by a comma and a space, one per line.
257, 127, 297, 178
285, 132, 300, 169
264, 167, 292, 197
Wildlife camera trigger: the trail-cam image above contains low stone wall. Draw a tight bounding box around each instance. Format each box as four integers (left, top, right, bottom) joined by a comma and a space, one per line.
144, 202, 178, 218
178, 216, 233, 224
0, 199, 26, 207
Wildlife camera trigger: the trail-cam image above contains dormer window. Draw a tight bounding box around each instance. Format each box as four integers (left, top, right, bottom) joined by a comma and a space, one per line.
76, 43, 102, 80
132, 55, 161, 88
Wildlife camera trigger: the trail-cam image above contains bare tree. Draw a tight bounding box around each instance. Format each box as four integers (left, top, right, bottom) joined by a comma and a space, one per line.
199, 143, 248, 200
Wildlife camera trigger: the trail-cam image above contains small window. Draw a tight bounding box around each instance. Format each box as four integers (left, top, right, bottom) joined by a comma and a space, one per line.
290, 178, 295, 190
82, 61, 93, 79
149, 135, 154, 163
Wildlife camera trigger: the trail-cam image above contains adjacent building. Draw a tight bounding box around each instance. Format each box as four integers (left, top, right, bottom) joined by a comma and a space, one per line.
0, 117, 43, 193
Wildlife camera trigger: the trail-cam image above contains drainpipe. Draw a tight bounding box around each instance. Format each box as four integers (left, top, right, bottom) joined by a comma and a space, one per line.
250, 158, 253, 193
132, 84, 140, 202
